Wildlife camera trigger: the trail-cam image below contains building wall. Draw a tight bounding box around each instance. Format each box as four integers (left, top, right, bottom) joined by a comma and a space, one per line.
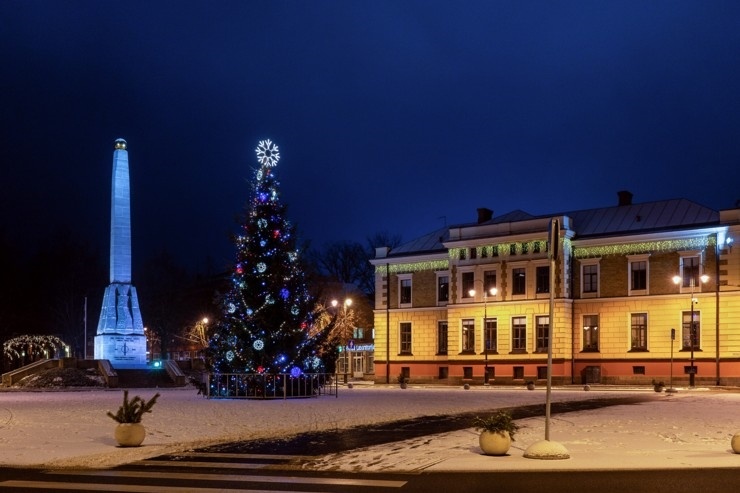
372, 215, 740, 386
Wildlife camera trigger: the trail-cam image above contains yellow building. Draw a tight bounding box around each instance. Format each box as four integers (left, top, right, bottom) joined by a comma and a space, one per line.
370, 194, 740, 386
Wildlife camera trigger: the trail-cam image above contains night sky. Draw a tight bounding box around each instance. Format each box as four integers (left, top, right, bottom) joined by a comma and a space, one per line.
3, 1, 739, 273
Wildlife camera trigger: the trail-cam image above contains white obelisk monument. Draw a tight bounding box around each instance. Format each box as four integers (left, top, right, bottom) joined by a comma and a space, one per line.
94, 138, 147, 368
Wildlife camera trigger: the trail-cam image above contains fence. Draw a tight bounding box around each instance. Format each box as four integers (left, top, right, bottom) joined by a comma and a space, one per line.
206, 372, 337, 399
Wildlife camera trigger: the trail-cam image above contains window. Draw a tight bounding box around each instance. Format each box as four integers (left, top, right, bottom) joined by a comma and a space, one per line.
583, 264, 598, 294
583, 314, 599, 351
681, 311, 701, 350
353, 327, 364, 339
537, 366, 547, 380
484, 270, 497, 294
461, 319, 475, 353
437, 274, 449, 303
461, 271, 474, 299
535, 315, 549, 352
463, 367, 473, 379
679, 255, 702, 288
470, 248, 477, 259
630, 313, 647, 350
399, 276, 412, 306
437, 321, 448, 355
484, 318, 497, 352
399, 322, 412, 354
512, 268, 526, 295
536, 266, 549, 294
511, 316, 527, 352
630, 260, 647, 291
513, 366, 524, 379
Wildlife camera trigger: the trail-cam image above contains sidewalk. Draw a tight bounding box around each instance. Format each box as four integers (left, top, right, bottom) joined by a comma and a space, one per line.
300, 387, 740, 472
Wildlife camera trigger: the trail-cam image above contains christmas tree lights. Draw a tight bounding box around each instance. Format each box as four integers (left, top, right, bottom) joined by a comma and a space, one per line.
206, 140, 331, 395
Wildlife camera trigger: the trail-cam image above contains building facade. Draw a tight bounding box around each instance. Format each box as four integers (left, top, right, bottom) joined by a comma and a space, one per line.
370, 195, 740, 386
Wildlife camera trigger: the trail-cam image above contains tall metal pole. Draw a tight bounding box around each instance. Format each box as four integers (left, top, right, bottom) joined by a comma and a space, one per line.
483, 292, 488, 384
386, 263, 390, 384
689, 279, 695, 387
668, 328, 675, 393
546, 218, 559, 441
83, 296, 87, 360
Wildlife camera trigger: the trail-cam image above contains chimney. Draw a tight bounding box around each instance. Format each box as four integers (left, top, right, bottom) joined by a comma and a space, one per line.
477, 208, 493, 224
617, 190, 633, 206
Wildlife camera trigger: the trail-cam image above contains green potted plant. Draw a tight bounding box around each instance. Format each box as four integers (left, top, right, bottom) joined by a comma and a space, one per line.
472, 410, 520, 456
652, 379, 665, 393
397, 373, 407, 389
107, 390, 160, 447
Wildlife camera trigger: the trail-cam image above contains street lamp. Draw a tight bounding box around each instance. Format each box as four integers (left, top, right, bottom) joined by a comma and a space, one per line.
469, 284, 497, 385
332, 298, 353, 384
672, 272, 709, 387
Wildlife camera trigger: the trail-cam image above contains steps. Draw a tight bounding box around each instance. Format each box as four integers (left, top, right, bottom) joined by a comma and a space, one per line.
115, 369, 178, 388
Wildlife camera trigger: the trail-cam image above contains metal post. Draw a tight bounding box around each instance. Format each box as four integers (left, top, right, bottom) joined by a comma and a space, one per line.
689, 279, 695, 387
483, 292, 488, 385
668, 328, 676, 393
83, 296, 87, 360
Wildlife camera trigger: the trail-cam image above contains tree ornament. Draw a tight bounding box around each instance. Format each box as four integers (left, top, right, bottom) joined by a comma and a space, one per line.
255, 139, 280, 167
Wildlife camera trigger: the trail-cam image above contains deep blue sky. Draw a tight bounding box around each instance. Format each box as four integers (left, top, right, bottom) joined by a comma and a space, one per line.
2, 1, 739, 272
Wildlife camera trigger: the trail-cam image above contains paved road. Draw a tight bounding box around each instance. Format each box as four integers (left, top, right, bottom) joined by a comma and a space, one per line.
201, 395, 652, 455
1, 459, 737, 492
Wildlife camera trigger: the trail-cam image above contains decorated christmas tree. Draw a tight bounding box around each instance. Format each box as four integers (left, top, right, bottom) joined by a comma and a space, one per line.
207, 140, 330, 382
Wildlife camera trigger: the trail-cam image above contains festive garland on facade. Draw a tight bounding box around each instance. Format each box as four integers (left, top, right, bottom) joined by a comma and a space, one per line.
449, 239, 548, 260
376, 259, 450, 275
572, 236, 714, 259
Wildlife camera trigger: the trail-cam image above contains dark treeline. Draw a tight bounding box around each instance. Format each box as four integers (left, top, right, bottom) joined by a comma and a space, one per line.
0, 227, 401, 371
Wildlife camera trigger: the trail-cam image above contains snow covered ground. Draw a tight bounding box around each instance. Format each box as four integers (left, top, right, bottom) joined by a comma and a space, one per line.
1, 384, 739, 471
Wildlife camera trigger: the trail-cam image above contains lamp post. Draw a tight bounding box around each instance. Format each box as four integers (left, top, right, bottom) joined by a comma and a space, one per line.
469, 284, 497, 385
672, 273, 709, 387
332, 298, 352, 384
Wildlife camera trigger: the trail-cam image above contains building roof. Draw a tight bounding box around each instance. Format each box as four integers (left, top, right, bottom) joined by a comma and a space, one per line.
383, 198, 720, 259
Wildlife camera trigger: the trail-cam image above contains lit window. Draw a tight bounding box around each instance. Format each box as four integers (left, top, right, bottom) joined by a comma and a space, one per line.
583, 314, 599, 351
461, 319, 475, 353
512, 316, 527, 352
630, 313, 647, 350
399, 322, 412, 354
484, 318, 497, 352
437, 321, 448, 355
681, 311, 700, 350
535, 316, 549, 352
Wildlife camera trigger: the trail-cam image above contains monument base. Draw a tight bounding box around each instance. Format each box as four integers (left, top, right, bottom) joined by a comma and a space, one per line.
95, 334, 147, 369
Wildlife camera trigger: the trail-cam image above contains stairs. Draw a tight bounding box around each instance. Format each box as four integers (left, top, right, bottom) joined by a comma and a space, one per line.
115, 369, 179, 388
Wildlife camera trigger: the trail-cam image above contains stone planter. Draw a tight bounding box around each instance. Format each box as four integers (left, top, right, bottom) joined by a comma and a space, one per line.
114, 423, 146, 447
479, 430, 512, 456
732, 432, 740, 453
